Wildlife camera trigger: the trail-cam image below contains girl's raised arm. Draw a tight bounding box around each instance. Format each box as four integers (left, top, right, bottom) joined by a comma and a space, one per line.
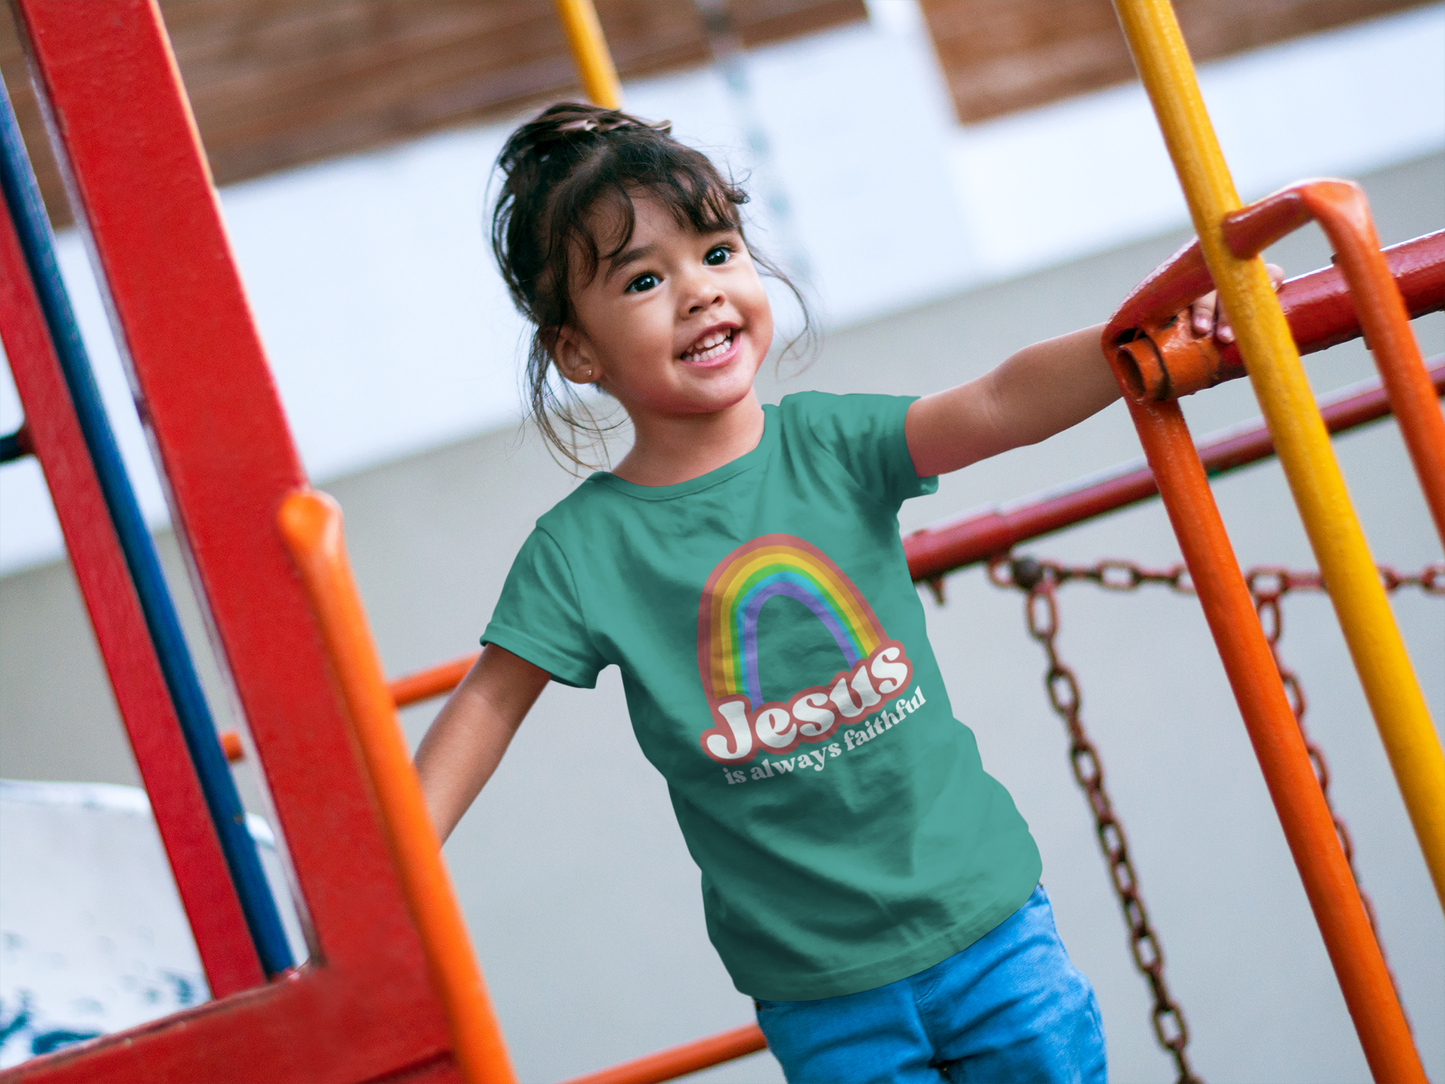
414, 643, 551, 842
906, 269, 1282, 478
905, 323, 1116, 478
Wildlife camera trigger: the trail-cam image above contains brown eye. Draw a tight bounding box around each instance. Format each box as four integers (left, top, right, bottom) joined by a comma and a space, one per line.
626, 272, 660, 293
704, 246, 731, 266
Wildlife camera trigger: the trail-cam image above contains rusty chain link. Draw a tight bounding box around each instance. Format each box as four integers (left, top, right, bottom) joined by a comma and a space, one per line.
988, 554, 1200, 1084
1241, 565, 1429, 1018
982, 556, 1440, 1082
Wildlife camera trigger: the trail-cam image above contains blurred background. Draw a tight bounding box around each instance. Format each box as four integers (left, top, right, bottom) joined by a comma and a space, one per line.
1, 2, 1441, 1081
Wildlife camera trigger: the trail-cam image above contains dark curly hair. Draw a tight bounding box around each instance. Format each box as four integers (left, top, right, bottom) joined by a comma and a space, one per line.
491, 101, 810, 470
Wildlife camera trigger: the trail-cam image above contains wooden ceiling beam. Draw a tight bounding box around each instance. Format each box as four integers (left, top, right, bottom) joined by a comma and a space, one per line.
1, 0, 1430, 232
921, 0, 1432, 124
0, 1, 866, 229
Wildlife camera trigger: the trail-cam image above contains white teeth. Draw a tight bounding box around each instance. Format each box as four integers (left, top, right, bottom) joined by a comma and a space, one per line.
682, 330, 733, 362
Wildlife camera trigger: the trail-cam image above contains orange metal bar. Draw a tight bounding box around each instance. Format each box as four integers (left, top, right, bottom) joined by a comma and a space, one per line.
1104, 184, 1445, 922
1105, 10, 1424, 1072
559, 1024, 767, 1084
219, 729, 245, 763
392, 652, 480, 708
278, 489, 516, 1084
1108, 390, 1423, 1083
1222, 181, 1445, 549
1110, 231, 1445, 402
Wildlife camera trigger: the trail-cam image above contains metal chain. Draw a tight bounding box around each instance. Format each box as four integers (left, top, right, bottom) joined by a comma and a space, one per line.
983, 556, 1440, 1081
988, 554, 1200, 1084
1242, 566, 1427, 1018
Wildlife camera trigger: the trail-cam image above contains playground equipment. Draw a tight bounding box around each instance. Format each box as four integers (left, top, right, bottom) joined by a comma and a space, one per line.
2, 3, 504, 1079
979, 549, 1441, 1084
0, 0, 1440, 1080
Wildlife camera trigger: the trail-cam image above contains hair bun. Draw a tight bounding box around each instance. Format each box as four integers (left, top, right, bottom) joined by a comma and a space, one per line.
506, 102, 672, 163
555, 112, 672, 136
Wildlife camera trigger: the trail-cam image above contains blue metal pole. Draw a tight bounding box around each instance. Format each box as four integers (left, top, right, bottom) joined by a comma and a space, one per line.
1, 427, 30, 462
0, 79, 293, 976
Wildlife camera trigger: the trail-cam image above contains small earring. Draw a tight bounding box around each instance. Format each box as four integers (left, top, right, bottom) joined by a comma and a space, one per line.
583, 367, 594, 381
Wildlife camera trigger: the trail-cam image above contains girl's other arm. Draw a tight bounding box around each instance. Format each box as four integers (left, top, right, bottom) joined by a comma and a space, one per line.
414, 643, 551, 843
906, 270, 1281, 477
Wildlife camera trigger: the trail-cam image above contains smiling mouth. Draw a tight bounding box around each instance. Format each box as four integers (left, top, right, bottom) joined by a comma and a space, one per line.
680, 329, 735, 363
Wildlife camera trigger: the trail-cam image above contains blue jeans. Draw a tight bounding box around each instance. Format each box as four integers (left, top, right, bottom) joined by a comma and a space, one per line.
754, 886, 1106, 1083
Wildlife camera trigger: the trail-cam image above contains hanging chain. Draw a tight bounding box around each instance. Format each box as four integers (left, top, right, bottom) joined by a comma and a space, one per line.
1242, 565, 1437, 1018
983, 556, 1440, 1082
989, 555, 1200, 1084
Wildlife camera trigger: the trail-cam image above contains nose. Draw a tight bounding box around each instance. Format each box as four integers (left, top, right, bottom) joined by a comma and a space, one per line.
680, 265, 724, 316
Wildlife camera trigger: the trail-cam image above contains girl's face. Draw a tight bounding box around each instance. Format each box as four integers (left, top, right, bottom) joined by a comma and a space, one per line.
555, 193, 773, 425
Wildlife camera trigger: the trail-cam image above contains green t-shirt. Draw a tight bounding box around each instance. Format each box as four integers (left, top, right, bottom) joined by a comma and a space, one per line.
483, 391, 1041, 1000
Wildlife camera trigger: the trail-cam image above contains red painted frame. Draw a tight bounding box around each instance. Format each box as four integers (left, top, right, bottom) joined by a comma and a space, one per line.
0, 198, 263, 998
4, 2, 461, 1080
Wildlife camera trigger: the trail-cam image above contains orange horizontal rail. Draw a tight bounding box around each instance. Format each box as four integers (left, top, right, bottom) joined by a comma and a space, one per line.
391, 651, 480, 707
559, 1023, 767, 1084
218, 728, 244, 762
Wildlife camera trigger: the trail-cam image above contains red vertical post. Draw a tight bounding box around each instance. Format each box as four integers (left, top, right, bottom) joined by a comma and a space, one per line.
16, 0, 406, 979
0, 198, 264, 997
6, 2, 467, 1079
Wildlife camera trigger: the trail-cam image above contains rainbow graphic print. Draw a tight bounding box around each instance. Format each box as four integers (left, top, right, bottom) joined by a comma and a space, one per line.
696, 534, 888, 710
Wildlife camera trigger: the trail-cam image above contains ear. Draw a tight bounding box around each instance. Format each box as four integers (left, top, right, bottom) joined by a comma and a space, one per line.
552, 325, 601, 386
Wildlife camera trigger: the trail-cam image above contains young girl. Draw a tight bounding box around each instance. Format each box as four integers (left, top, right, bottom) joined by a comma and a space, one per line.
416, 102, 1243, 1084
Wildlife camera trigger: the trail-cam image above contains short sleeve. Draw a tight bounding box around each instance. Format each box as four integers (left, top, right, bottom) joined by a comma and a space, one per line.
481, 527, 608, 688
787, 392, 938, 510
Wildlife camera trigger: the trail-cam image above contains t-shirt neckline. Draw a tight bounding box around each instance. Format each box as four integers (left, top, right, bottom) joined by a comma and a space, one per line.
591, 403, 778, 501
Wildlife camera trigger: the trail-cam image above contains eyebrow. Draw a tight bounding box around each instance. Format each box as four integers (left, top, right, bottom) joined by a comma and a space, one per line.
605, 243, 656, 281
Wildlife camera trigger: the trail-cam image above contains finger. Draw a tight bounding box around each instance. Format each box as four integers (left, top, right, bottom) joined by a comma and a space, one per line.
1216, 293, 1234, 344
1191, 291, 1217, 335
1264, 261, 1285, 291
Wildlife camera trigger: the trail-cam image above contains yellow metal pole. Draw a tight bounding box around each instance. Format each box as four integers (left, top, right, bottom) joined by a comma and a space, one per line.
1111, 0, 1445, 911
554, 0, 622, 109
